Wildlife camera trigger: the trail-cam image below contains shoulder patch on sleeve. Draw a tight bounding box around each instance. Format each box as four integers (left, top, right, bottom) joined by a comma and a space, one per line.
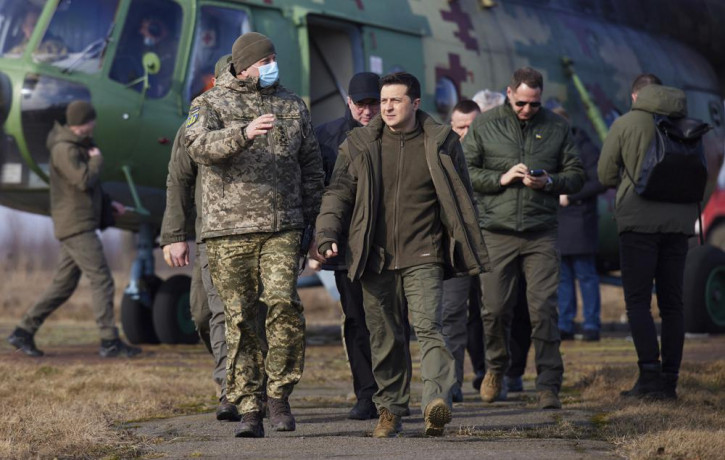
186, 106, 200, 127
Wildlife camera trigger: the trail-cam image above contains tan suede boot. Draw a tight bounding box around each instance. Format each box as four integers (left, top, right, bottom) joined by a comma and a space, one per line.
372, 407, 402, 438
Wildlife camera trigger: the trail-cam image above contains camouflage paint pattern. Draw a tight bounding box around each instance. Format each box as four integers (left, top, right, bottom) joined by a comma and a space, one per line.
184, 67, 324, 241
206, 230, 305, 413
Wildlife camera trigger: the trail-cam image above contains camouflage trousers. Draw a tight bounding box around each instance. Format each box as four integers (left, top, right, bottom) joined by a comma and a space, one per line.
206, 230, 305, 414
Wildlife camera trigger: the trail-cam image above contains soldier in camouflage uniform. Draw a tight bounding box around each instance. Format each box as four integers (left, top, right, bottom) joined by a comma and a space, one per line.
160, 55, 242, 422
184, 32, 324, 438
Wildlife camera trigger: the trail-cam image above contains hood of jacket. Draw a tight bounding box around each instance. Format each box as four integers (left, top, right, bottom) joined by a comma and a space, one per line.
47, 122, 90, 151
632, 84, 688, 118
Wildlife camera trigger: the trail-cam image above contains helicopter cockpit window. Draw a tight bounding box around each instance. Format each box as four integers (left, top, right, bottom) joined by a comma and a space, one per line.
110, 0, 182, 99
185, 5, 250, 103
33, 0, 119, 71
0, 1, 40, 58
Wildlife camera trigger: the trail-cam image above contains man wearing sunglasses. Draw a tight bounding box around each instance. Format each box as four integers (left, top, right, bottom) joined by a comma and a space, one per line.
463, 67, 584, 411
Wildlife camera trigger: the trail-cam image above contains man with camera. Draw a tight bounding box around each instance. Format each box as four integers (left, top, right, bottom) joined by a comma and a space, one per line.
463, 67, 584, 410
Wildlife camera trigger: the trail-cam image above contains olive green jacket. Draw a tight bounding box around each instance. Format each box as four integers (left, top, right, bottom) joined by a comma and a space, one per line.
316, 111, 490, 281
464, 103, 584, 232
598, 84, 697, 235
47, 122, 104, 240
160, 125, 202, 246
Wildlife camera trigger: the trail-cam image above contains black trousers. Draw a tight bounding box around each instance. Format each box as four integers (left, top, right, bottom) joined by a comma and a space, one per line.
619, 232, 688, 375
335, 270, 378, 401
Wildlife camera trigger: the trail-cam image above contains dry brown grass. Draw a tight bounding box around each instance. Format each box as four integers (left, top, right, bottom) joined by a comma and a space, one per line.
572, 361, 725, 460
0, 344, 216, 459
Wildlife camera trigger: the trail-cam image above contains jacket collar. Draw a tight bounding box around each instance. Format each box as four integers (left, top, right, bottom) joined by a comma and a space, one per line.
217, 69, 280, 95
348, 110, 454, 150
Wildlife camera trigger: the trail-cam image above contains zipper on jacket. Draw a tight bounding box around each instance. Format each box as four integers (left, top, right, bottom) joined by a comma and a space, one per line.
516, 121, 526, 232
394, 133, 404, 269
263, 92, 278, 231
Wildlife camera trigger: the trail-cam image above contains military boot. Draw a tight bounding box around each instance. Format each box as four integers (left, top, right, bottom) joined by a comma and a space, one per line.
537, 389, 562, 409
99, 338, 141, 358
480, 372, 504, 403
372, 407, 402, 438
620, 363, 666, 400
216, 395, 241, 421
268, 397, 296, 431
348, 398, 377, 420
7, 328, 43, 357
662, 372, 679, 400
235, 411, 264, 438
423, 398, 452, 437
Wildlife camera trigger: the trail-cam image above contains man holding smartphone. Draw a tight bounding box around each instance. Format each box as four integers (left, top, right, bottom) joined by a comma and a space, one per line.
463, 67, 584, 410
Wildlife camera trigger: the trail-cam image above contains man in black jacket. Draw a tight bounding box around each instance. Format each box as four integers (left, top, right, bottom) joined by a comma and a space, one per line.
312, 72, 383, 420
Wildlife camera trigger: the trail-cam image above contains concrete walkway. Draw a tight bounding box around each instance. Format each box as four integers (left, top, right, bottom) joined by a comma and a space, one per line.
130, 390, 619, 459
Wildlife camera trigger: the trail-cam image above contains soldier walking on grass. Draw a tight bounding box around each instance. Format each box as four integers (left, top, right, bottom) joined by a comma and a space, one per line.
316, 72, 489, 437
7, 101, 140, 359
184, 32, 324, 438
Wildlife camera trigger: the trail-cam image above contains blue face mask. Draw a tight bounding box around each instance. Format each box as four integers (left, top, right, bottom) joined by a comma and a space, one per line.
256, 61, 279, 87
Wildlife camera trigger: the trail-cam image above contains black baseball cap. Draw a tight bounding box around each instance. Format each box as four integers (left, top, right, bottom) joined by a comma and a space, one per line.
348, 72, 380, 103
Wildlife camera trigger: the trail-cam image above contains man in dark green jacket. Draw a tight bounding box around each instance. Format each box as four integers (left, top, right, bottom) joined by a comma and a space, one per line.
598, 74, 696, 400
7, 101, 140, 358
464, 67, 584, 410
316, 72, 490, 438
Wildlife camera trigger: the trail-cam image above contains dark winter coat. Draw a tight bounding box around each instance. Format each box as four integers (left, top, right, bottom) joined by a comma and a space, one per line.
598, 84, 697, 235
47, 122, 104, 240
557, 128, 607, 255
463, 102, 584, 232
316, 111, 490, 281
313, 110, 361, 270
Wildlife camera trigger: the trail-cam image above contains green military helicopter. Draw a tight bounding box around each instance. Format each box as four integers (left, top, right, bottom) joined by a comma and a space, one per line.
1, 0, 724, 343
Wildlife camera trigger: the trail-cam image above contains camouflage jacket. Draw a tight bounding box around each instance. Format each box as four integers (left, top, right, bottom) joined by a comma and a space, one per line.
160, 125, 202, 246
184, 69, 324, 240
47, 122, 104, 240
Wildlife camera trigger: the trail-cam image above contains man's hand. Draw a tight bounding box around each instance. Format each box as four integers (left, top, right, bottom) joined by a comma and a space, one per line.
308, 237, 326, 264
244, 114, 275, 141
88, 147, 102, 158
500, 163, 528, 186
523, 170, 549, 190
110, 200, 126, 216
324, 242, 339, 259
559, 195, 570, 207
163, 241, 190, 267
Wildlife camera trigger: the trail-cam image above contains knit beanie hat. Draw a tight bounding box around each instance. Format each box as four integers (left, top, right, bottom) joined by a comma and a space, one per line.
214, 54, 232, 79
66, 100, 96, 126
231, 32, 275, 74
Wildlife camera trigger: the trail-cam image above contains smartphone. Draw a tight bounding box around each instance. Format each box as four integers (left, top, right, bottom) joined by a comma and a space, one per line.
529, 169, 545, 177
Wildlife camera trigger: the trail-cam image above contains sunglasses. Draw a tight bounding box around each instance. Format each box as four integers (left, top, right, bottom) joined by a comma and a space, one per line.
515, 101, 542, 108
